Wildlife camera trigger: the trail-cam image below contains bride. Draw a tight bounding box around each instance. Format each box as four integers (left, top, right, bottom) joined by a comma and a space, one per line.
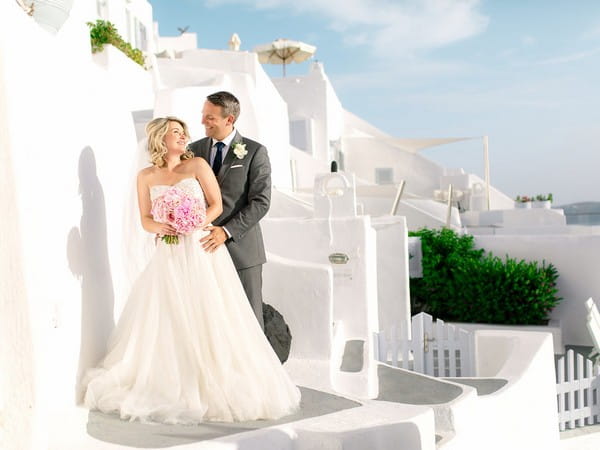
83, 116, 301, 424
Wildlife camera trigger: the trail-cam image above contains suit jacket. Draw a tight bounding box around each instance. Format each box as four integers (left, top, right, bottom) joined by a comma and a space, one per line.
189, 131, 271, 270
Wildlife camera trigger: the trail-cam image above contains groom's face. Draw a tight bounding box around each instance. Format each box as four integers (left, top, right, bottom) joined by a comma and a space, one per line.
202, 101, 234, 141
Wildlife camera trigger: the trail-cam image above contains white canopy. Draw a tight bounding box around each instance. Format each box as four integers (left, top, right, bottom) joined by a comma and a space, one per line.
383, 137, 479, 153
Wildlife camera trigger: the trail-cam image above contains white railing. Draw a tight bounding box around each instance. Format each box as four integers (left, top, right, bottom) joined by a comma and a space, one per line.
556, 349, 600, 431
376, 313, 600, 430
374, 312, 475, 377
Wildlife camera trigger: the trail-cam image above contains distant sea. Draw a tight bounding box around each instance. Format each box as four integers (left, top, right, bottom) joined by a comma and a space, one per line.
558, 202, 600, 226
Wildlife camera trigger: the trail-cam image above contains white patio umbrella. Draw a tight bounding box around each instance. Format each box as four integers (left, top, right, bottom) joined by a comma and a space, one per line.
253, 38, 316, 76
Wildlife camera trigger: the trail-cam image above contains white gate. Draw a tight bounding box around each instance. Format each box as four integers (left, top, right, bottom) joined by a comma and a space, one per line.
556, 349, 600, 430
374, 312, 474, 377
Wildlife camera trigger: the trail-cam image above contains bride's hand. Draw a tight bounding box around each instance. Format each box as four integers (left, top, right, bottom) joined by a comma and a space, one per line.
152, 222, 177, 236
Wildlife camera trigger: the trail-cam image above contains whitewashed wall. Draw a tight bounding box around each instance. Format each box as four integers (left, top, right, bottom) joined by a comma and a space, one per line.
273, 61, 343, 162
267, 188, 313, 219
156, 32, 198, 54
371, 216, 411, 336
342, 136, 444, 197
0, 3, 153, 448
154, 49, 293, 189
262, 215, 380, 398
290, 146, 331, 190
92, 44, 154, 111
472, 331, 560, 450
463, 208, 566, 228
440, 173, 514, 211
0, 31, 35, 450
357, 196, 461, 230
420, 330, 560, 450
262, 217, 379, 339
340, 109, 444, 197
97, 0, 154, 52
263, 253, 333, 360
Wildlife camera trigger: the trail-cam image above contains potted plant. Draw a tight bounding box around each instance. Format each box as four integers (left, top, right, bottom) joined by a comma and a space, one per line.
515, 195, 532, 209
86, 20, 146, 68
533, 193, 553, 209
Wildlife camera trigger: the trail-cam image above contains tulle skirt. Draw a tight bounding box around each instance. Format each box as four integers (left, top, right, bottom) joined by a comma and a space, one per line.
83, 230, 300, 424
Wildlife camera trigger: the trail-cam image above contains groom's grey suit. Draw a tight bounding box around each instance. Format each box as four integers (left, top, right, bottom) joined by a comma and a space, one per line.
189, 131, 271, 329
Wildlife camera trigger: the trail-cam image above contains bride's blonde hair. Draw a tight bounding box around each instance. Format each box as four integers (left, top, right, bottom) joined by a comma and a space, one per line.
146, 116, 194, 167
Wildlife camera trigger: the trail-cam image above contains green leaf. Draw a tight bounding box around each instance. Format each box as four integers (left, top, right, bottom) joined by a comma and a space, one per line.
409, 227, 561, 325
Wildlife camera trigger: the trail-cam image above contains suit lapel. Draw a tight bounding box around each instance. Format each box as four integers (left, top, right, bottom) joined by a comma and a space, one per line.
200, 138, 212, 163
191, 137, 212, 163
217, 131, 243, 181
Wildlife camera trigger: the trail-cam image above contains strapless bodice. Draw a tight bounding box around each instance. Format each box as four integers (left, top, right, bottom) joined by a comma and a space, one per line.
150, 177, 205, 204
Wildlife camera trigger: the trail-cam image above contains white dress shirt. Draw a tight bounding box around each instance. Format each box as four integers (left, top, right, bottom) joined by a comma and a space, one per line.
210, 128, 237, 239
210, 128, 237, 166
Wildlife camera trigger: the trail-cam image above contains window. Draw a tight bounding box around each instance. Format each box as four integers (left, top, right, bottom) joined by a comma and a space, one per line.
289, 118, 314, 154
375, 168, 394, 184
137, 22, 147, 51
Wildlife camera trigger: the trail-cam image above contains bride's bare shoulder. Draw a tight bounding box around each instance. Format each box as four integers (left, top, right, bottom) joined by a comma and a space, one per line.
184, 156, 208, 167
137, 166, 156, 183
183, 156, 210, 171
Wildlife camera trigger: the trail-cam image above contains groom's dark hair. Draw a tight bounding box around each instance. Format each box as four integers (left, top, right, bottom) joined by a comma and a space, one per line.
207, 91, 240, 122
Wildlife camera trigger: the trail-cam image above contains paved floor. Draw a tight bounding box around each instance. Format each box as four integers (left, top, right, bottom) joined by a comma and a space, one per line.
443, 377, 507, 395
86, 387, 361, 448
376, 365, 463, 404
561, 423, 600, 439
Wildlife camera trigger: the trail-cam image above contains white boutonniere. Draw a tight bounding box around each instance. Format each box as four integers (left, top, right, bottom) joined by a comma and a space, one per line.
232, 142, 248, 159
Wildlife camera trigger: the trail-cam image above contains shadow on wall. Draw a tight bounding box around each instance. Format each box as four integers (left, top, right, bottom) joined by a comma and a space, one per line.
67, 146, 115, 403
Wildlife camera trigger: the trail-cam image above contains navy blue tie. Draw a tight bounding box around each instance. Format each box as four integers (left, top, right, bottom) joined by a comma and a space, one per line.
212, 141, 225, 175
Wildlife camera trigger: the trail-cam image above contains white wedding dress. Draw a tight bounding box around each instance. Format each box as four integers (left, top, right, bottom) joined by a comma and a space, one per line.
84, 177, 300, 424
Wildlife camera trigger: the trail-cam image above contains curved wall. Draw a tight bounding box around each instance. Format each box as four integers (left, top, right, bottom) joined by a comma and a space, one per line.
0, 2, 153, 447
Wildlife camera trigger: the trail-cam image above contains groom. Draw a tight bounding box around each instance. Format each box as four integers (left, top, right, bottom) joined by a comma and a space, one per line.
189, 91, 271, 330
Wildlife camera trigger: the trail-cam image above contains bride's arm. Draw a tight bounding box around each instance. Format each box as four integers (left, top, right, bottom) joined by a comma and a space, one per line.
194, 158, 223, 225
136, 171, 177, 235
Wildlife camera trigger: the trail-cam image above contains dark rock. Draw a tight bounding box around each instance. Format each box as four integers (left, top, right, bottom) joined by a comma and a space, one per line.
262, 303, 292, 363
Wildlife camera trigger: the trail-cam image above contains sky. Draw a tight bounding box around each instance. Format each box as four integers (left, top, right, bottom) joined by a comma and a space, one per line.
149, 0, 600, 205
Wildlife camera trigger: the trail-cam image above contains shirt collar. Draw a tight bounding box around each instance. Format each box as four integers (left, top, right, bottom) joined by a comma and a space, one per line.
212, 128, 237, 148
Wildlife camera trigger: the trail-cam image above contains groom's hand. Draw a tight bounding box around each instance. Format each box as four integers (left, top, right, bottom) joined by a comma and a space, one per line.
200, 226, 227, 252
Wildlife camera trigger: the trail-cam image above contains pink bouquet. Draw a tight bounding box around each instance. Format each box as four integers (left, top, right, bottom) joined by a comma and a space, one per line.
151, 186, 206, 244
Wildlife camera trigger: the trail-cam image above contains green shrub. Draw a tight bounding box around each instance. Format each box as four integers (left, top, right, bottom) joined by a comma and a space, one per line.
86, 20, 145, 68
409, 228, 561, 325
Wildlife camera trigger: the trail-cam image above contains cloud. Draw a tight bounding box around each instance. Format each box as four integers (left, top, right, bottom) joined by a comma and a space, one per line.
401, 83, 559, 111
331, 57, 473, 91
203, 0, 489, 58
521, 35, 535, 46
581, 22, 600, 40
532, 48, 600, 66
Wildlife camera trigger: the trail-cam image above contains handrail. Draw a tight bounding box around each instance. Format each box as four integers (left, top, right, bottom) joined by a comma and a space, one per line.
445, 184, 454, 228
389, 180, 406, 215
289, 159, 297, 192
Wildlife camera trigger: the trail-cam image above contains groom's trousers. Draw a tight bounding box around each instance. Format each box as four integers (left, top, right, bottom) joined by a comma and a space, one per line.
237, 265, 264, 331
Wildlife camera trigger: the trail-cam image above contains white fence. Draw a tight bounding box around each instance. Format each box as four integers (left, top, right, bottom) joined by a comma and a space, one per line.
375, 313, 600, 430
374, 312, 475, 377
556, 349, 600, 430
